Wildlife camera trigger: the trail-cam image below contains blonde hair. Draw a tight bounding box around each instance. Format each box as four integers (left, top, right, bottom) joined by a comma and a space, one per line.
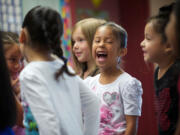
71, 18, 106, 76
1, 31, 19, 52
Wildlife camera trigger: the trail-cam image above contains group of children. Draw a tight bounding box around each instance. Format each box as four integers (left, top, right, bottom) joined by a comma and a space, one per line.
0, 0, 180, 135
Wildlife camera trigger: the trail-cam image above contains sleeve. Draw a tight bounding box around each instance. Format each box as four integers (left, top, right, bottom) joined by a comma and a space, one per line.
121, 78, 143, 116
83, 76, 93, 86
78, 77, 100, 135
20, 72, 61, 135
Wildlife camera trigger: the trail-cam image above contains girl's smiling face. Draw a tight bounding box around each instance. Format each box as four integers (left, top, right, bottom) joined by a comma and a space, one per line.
72, 27, 91, 63
92, 26, 121, 71
5, 44, 23, 80
140, 22, 168, 63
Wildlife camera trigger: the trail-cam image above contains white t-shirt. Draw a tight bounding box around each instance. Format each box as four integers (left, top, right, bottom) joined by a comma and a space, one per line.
84, 72, 143, 134
19, 59, 100, 135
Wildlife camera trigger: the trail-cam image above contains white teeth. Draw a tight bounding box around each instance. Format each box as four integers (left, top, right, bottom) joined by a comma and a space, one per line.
97, 52, 107, 57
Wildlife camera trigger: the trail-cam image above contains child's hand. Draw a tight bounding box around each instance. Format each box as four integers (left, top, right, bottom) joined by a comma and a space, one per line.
11, 77, 20, 97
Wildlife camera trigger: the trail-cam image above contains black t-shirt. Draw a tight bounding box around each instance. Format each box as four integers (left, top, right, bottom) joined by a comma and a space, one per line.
154, 60, 180, 135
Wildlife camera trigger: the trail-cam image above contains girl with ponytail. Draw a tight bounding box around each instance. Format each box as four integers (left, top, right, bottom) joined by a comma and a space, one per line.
19, 6, 100, 135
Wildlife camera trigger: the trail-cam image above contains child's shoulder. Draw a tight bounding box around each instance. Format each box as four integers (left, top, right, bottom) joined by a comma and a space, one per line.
84, 73, 100, 86
118, 72, 142, 92
118, 72, 141, 84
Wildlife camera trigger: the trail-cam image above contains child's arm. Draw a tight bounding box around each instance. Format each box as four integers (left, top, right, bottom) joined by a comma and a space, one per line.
121, 78, 143, 135
14, 95, 24, 127
124, 115, 138, 135
78, 77, 100, 135
11, 77, 21, 98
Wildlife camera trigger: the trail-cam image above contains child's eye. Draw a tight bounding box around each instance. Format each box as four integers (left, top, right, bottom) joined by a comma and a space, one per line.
94, 40, 100, 43
8, 58, 16, 63
78, 38, 85, 42
105, 39, 113, 44
145, 34, 151, 41
146, 37, 151, 41
104, 38, 113, 44
94, 38, 100, 43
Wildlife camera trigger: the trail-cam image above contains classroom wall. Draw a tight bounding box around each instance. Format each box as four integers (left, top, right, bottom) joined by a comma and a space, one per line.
22, 0, 60, 17
118, 0, 158, 134
149, 0, 174, 15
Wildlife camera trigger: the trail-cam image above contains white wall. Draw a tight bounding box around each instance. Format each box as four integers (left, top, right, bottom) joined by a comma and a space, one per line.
149, 0, 174, 15
22, 0, 60, 17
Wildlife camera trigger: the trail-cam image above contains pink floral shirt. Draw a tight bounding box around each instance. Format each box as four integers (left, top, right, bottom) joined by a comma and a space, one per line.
84, 72, 143, 135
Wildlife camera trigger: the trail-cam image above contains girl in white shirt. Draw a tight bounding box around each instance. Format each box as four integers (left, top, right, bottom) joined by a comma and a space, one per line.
19, 6, 100, 135
85, 22, 143, 135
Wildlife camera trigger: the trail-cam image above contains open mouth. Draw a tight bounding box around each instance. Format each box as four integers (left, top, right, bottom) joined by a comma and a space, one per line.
97, 52, 108, 58
96, 52, 108, 63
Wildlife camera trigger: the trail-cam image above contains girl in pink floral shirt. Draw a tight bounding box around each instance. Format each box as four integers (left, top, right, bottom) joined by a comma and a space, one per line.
85, 22, 143, 135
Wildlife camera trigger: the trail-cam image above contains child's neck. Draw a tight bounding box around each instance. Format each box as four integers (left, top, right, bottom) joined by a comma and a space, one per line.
26, 47, 54, 62
83, 59, 96, 79
99, 67, 123, 84
157, 57, 175, 80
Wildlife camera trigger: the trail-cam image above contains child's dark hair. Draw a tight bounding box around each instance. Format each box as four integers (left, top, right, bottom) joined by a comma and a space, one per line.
148, 3, 174, 43
97, 22, 128, 48
22, 6, 74, 79
0, 31, 17, 129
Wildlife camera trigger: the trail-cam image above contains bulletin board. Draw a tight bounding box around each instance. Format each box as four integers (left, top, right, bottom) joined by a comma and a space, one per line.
0, 0, 23, 33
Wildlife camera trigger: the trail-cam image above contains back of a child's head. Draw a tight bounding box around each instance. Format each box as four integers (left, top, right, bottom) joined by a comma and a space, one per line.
1, 31, 19, 51
22, 6, 63, 58
23, 6, 74, 79
72, 18, 106, 48
147, 3, 174, 43
97, 22, 128, 49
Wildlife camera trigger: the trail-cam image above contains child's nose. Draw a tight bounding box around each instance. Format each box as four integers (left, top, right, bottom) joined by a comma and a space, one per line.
98, 41, 105, 47
14, 61, 22, 70
73, 42, 79, 49
140, 40, 145, 47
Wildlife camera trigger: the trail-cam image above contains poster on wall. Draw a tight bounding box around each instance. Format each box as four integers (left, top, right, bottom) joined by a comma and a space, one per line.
76, 8, 109, 21
60, 0, 73, 66
0, 0, 23, 33
76, 0, 109, 21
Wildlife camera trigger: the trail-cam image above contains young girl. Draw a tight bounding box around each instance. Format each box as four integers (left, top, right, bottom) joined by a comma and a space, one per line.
1, 31, 25, 135
19, 6, 100, 135
71, 18, 106, 79
0, 32, 17, 135
85, 22, 143, 135
2, 32, 23, 98
141, 3, 180, 135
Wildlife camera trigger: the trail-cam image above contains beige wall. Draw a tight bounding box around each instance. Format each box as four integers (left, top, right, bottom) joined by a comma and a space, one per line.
149, 0, 174, 15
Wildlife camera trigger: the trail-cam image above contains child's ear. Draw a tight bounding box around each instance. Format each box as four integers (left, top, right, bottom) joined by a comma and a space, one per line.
119, 48, 127, 57
19, 29, 26, 44
164, 42, 174, 54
